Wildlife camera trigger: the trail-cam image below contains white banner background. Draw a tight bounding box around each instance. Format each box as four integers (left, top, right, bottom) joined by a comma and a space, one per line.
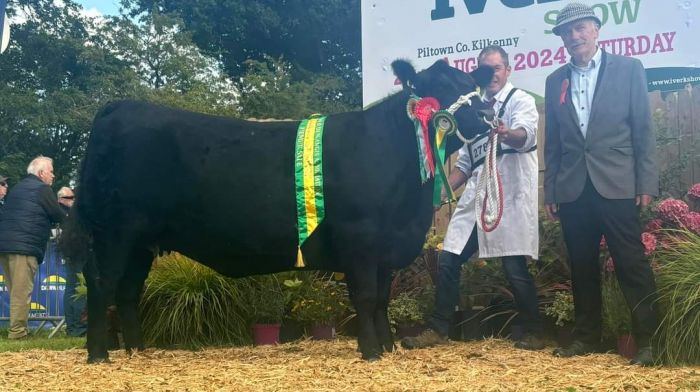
361, 0, 699, 107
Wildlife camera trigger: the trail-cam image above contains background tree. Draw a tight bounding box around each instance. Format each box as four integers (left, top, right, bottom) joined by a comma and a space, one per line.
123, 0, 362, 109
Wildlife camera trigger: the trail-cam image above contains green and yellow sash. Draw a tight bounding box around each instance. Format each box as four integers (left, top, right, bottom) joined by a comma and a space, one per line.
294, 114, 327, 268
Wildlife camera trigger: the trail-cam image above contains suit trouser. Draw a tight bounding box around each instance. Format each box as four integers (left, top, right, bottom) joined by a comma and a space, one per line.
427, 226, 542, 337
558, 178, 658, 347
0, 254, 39, 339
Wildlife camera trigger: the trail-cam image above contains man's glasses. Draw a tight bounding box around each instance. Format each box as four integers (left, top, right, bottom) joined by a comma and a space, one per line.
60, 196, 75, 200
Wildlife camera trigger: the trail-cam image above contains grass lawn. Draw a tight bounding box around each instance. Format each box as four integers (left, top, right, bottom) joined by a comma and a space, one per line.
0, 328, 85, 352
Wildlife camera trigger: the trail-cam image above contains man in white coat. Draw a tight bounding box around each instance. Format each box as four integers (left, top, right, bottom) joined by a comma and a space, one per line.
402, 45, 542, 350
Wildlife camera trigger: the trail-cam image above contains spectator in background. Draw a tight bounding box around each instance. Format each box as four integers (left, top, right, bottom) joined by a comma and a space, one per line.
57, 186, 87, 337
0, 175, 8, 207
0, 157, 66, 339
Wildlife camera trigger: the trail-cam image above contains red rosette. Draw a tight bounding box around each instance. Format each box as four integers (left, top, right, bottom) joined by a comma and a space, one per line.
414, 97, 440, 175
414, 97, 440, 124
560, 78, 569, 105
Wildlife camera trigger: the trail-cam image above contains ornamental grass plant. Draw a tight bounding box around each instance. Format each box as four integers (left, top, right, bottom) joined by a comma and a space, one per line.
653, 230, 700, 365
139, 252, 254, 347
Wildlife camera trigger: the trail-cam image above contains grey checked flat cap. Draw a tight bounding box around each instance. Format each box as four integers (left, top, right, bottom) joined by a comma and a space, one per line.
552, 2, 602, 36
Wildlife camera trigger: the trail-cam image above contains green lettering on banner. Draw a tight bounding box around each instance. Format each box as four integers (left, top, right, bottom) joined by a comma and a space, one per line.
543, 0, 640, 34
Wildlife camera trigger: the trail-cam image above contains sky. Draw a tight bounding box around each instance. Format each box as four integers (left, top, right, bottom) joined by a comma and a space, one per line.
75, 0, 120, 17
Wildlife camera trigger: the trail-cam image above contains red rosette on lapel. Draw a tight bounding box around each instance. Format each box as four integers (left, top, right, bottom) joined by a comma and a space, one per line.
560, 78, 569, 105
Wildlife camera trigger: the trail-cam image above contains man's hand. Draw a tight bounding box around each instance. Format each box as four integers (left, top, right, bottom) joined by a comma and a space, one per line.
545, 203, 559, 221
491, 119, 508, 143
636, 194, 653, 208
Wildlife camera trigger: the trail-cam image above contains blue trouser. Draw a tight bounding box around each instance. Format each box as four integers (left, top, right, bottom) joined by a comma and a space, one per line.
63, 258, 87, 337
427, 226, 542, 337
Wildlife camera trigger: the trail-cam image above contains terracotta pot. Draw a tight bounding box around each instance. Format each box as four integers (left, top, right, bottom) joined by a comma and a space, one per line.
617, 334, 637, 359
252, 323, 281, 345
310, 324, 336, 340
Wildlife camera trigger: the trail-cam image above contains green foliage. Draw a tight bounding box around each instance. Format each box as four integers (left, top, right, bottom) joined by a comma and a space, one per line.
544, 291, 575, 327
237, 57, 356, 119
140, 252, 253, 347
287, 272, 351, 325
0, 329, 84, 352
388, 292, 425, 325
654, 231, 700, 365
239, 274, 289, 325
601, 272, 632, 338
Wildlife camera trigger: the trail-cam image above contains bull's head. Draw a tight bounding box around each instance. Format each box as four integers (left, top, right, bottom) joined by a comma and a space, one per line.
392, 59, 494, 156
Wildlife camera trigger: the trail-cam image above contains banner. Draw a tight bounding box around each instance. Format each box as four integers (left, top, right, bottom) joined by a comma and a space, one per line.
0, 0, 8, 54
361, 0, 700, 106
0, 242, 67, 324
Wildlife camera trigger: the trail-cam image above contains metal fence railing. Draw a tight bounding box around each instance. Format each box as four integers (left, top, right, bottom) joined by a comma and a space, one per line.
0, 241, 67, 337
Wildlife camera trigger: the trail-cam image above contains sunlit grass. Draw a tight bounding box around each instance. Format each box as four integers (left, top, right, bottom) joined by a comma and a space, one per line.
654, 230, 700, 365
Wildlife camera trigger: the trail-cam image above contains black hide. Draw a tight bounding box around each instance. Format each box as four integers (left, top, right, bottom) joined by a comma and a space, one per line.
74, 59, 492, 363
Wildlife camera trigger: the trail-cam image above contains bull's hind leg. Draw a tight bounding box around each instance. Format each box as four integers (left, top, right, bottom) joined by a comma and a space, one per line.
347, 263, 383, 361
115, 247, 154, 354
374, 267, 395, 353
85, 257, 111, 364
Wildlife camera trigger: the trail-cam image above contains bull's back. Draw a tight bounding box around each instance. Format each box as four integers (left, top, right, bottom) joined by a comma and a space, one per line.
79, 101, 302, 271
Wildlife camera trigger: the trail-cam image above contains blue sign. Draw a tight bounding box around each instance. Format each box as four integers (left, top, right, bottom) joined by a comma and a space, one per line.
0, 241, 67, 325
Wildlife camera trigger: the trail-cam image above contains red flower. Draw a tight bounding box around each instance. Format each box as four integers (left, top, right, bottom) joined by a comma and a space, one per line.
560, 78, 569, 105
680, 212, 700, 234
641, 232, 657, 256
656, 198, 689, 224
687, 183, 700, 199
644, 218, 664, 232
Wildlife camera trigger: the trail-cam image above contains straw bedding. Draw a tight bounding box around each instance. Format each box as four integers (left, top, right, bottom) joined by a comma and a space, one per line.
1, 338, 698, 391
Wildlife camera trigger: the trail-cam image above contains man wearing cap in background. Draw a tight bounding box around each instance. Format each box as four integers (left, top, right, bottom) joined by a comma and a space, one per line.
56, 186, 87, 337
544, 3, 658, 366
0, 175, 8, 207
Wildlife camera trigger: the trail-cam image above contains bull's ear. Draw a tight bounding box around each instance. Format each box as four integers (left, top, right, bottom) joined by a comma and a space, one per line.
391, 59, 417, 90
470, 65, 495, 89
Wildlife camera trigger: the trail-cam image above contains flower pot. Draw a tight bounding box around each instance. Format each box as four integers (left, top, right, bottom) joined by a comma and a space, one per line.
617, 334, 637, 359
252, 323, 281, 345
310, 324, 336, 340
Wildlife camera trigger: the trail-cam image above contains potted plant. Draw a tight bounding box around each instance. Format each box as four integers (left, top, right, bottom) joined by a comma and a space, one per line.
246, 275, 289, 345
287, 273, 351, 340
544, 290, 575, 346
388, 291, 427, 338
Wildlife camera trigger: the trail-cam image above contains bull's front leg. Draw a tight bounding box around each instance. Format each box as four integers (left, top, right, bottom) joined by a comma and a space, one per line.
347, 263, 382, 361
374, 267, 395, 353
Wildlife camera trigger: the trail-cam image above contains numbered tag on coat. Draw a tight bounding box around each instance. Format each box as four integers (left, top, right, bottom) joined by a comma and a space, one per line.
467, 133, 490, 169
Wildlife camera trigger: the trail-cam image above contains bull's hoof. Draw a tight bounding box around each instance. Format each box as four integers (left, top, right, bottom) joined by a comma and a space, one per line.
87, 356, 111, 364
382, 342, 396, 353
363, 354, 382, 362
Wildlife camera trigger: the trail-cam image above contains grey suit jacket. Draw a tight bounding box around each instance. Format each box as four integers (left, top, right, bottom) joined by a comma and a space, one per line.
544, 50, 658, 204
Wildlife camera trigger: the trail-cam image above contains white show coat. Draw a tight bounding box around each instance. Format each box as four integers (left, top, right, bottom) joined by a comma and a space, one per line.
442, 83, 539, 259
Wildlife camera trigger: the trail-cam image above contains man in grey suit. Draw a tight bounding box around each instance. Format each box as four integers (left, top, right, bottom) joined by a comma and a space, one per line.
544, 3, 658, 366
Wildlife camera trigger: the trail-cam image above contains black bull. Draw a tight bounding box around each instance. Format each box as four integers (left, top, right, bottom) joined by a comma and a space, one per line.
67, 59, 494, 363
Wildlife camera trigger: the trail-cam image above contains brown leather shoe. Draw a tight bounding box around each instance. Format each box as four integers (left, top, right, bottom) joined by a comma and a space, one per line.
553, 340, 597, 357
514, 334, 545, 351
630, 346, 655, 367
400, 328, 448, 349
